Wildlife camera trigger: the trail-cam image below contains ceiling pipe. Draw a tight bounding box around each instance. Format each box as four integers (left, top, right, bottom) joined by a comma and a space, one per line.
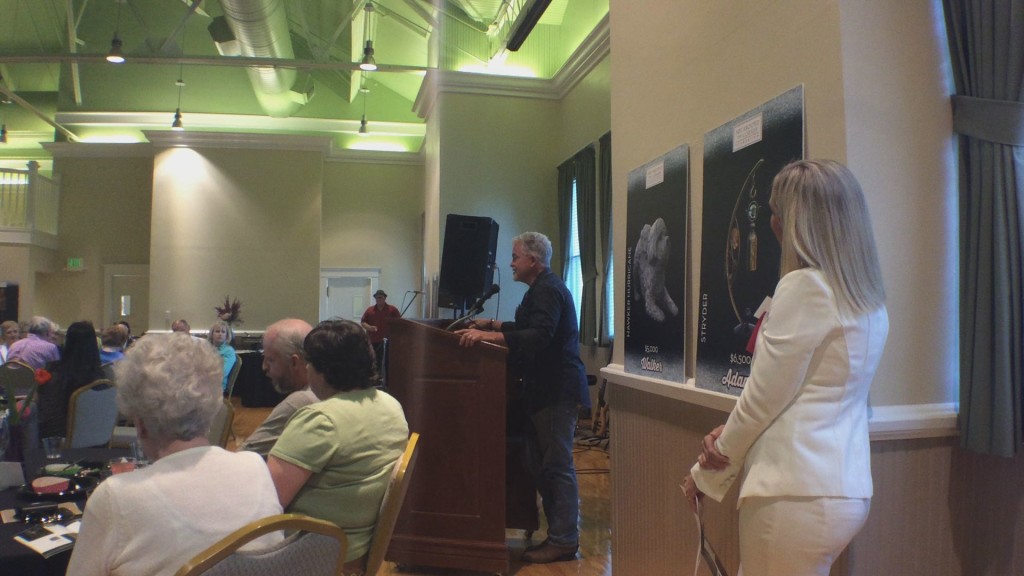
0, 53, 430, 73
219, 0, 309, 118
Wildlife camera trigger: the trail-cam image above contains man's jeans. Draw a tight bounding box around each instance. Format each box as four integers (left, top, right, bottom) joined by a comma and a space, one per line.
523, 401, 580, 547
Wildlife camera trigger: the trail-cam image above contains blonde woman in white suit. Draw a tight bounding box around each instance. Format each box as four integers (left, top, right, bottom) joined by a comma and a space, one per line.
683, 159, 889, 576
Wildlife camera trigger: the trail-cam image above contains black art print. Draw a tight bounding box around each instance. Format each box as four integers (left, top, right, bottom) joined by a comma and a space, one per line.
624, 145, 688, 383
696, 86, 804, 395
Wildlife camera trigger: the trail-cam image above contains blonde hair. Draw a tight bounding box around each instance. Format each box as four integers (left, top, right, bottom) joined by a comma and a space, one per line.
208, 320, 233, 345
769, 159, 885, 315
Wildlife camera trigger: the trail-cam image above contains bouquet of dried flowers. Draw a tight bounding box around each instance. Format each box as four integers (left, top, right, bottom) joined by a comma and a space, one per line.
215, 295, 243, 326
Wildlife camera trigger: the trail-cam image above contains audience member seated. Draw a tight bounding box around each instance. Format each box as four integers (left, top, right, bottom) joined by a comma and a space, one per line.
170, 318, 191, 334
238, 318, 318, 458
207, 320, 237, 393
117, 320, 137, 348
268, 319, 408, 568
99, 324, 129, 366
38, 321, 105, 439
67, 333, 283, 576
7, 316, 60, 369
0, 320, 19, 364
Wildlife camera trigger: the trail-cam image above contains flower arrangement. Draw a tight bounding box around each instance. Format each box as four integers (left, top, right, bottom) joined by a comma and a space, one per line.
215, 295, 243, 326
2, 367, 50, 425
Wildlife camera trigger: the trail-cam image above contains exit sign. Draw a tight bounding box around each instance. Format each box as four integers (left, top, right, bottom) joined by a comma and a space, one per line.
67, 257, 85, 271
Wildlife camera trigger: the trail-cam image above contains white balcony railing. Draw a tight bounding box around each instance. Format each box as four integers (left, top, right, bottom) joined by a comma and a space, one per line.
0, 161, 59, 247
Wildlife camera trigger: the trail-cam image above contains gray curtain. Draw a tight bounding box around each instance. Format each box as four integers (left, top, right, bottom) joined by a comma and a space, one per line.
944, 0, 1024, 456
598, 132, 613, 346
576, 146, 598, 346
557, 146, 598, 344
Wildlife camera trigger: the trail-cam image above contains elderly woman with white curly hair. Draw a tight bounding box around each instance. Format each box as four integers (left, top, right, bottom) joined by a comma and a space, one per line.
67, 333, 283, 576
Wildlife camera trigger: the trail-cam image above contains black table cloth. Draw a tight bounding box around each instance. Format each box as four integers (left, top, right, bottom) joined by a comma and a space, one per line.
0, 446, 129, 575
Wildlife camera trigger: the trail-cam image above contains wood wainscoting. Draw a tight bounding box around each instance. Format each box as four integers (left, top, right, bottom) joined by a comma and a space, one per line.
605, 368, 1024, 576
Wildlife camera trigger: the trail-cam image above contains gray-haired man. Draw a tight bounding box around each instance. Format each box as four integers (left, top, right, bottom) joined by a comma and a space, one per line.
239, 318, 318, 457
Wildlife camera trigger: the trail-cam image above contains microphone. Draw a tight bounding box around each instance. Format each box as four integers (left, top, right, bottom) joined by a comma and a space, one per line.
445, 284, 501, 331
469, 284, 500, 314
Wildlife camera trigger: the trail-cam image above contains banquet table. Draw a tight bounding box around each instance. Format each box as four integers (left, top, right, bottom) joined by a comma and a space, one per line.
0, 446, 130, 575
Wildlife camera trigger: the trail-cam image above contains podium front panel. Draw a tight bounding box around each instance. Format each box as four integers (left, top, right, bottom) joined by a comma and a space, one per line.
386, 319, 512, 573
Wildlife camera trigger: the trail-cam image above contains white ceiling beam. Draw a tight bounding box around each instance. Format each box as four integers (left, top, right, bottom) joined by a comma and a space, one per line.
400, 0, 439, 29
158, 0, 207, 55
0, 84, 79, 142
65, 0, 82, 105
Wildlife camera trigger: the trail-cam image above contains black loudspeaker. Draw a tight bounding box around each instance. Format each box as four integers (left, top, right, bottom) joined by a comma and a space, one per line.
438, 214, 499, 310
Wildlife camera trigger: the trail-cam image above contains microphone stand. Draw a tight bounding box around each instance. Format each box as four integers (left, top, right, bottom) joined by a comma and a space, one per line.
400, 291, 423, 317
445, 303, 483, 331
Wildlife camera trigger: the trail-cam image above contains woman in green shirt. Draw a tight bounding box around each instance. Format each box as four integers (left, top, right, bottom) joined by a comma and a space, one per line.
268, 319, 409, 566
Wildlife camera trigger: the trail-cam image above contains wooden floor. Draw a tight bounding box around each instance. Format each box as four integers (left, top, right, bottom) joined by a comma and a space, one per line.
228, 399, 612, 576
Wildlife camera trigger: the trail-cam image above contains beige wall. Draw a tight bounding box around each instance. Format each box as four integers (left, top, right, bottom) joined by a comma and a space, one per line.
839, 0, 957, 405
606, 0, 1018, 575
149, 146, 322, 330
611, 0, 954, 407
34, 155, 153, 329
321, 160, 424, 314
435, 91, 561, 321
557, 55, 611, 163
0, 244, 57, 320
423, 108, 442, 315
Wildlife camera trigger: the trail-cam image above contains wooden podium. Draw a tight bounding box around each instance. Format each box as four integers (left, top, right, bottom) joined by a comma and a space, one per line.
385, 318, 538, 574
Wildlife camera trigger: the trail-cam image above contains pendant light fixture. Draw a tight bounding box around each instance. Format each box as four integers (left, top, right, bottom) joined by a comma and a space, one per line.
359, 3, 378, 71
358, 77, 370, 136
0, 75, 7, 143
106, 0, 126, 64
171, 21, 187, 131
171, 76, 185, 131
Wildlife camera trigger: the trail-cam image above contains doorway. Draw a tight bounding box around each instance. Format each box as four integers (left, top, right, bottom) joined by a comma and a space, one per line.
103, 265, 150, 332
320, 268, 379, 322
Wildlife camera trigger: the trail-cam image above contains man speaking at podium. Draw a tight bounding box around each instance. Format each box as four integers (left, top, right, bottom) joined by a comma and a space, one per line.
456, 231, 589, 564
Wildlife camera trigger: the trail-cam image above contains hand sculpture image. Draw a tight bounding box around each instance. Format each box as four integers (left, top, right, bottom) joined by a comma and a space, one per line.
632, 217, 679, 322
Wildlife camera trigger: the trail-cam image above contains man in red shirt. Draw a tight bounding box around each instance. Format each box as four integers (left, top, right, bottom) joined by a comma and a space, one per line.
360, 289, 401, 380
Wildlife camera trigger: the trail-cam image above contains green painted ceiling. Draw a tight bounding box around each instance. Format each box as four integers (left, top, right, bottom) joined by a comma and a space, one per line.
0, 0, 608, 165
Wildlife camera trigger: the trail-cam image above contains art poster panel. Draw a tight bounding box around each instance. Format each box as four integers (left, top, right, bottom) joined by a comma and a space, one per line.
696, 86, 805, 395
624, 145, 688, 383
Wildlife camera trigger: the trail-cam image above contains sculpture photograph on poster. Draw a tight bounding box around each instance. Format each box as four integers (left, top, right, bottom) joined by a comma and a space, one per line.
697, 86, 805, 394
624, 145, 688, 383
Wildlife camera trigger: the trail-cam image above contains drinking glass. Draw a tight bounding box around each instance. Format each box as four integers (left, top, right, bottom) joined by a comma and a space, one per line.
42, 436, 65, 460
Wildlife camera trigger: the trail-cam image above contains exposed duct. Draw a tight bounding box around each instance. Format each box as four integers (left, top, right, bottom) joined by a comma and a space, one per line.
218, 0, 312, 118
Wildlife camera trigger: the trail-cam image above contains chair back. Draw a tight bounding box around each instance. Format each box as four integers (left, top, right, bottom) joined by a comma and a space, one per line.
207, 398, 234, 448
225, 355, 242, 400
66, 379, 119, 448
175, 513, 348, 576
0, 360, 36, 397
364, 432, 420, 576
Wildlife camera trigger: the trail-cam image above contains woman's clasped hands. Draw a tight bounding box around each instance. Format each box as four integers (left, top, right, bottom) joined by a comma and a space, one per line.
682, 424, 730, 513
